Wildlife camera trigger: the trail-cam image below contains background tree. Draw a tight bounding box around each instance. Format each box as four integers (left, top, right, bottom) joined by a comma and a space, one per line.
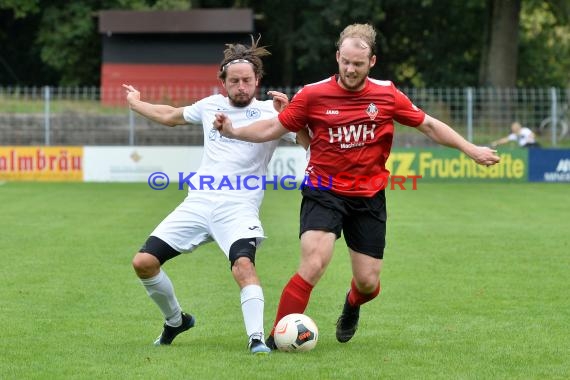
0, 8, 57, 84
0, 0, 192, 85
0, 0, 38, 18
517, 0, 570, 87
478, 0, 521, 87
0, 0, 569, 88
375, 0, 486, 87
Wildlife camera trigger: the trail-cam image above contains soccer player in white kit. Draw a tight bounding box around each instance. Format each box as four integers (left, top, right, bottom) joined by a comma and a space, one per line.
491, 121, 540, 148
123, 37, 308, 354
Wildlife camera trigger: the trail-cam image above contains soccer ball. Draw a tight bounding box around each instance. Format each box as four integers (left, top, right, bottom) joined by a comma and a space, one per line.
274, 313, 319, 352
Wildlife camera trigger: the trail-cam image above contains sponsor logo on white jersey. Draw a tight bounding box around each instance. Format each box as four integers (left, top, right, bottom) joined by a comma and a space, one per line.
246, 108, 261, 119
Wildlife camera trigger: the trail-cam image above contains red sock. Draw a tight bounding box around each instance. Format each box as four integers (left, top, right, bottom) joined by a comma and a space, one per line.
347, 278, 381, 307
269, 273, 314, 335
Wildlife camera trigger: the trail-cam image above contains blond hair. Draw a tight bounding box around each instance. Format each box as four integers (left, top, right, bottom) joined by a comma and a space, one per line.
218, 35, 271, 80
336, 23, 377, 57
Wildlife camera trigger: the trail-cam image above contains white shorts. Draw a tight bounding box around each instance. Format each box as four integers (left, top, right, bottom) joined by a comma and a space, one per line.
150, 192, 265, 258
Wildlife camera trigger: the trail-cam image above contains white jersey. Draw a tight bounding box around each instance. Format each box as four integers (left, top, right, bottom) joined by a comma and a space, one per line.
151, 95, 296, 255
508, 127, 536, 147
182, 94, 295, 206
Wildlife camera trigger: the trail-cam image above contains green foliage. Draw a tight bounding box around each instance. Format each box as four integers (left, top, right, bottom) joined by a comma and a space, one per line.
150, 0, 192, 10
375, 0, 487, 87
518, 1, 570, 87
257, 0, 488, 87
36, 3, 101, 85
0, 10, 59, 84
296, 0, 387, 83
0, 0, 569, 87
0, 0, 39, 18
28, 0, 192, 85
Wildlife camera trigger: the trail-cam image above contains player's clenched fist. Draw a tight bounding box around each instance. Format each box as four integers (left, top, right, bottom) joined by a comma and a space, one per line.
213, 113, 236, 138
268, 91, 289, 113
469, 146, 501, 166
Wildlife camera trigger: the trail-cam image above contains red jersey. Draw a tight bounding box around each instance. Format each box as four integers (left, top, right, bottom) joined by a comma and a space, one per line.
278, 75, 425, 197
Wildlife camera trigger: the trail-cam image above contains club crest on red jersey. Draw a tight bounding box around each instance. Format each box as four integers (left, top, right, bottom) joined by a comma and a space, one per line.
366, 103, 379, 120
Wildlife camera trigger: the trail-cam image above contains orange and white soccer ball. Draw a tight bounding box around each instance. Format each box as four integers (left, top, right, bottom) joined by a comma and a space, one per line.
274, 313, 319, 352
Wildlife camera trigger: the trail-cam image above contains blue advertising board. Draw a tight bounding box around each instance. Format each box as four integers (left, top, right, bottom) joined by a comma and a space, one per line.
528, 149, 570, 182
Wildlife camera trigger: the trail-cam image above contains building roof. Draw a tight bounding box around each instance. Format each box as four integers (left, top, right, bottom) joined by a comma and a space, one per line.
98, 9, 253, 34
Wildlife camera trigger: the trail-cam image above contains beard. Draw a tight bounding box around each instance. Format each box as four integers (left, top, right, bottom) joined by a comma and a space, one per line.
228, 91, 254, 107
338, 73, 367, 91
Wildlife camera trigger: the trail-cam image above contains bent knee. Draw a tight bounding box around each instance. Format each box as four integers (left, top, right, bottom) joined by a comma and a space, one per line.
132, 252, 160, 278
232, 256, 254, 269
298, 255, 331, 284
231, 257, 259, 286
231, 257, 257, 277
353, 276, 381, 294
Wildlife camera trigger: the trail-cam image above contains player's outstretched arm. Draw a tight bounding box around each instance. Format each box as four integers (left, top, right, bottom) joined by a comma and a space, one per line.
490, 136, 510, 147
418, 114, 500, 166
123, 84, 186, 127
213, 113, 289, 143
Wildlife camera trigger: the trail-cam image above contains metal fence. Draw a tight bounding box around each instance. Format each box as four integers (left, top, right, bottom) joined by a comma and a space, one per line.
0, 85, 568, 147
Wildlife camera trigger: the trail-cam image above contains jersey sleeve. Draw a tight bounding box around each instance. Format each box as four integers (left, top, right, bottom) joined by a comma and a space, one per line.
182, 98, 206, 124
392, 86, 426, 127
277, 87, 310, 132
280, 132, 297, 143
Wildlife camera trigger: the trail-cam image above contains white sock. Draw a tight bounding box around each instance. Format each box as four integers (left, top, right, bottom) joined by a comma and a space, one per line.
241, 284, 265, 342
140, 269, 182, 327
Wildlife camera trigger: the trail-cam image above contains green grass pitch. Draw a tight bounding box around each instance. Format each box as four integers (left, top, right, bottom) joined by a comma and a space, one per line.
1, 181, 569, 379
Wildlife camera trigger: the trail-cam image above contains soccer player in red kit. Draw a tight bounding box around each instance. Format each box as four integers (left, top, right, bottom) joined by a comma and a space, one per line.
214, 23, 500, 348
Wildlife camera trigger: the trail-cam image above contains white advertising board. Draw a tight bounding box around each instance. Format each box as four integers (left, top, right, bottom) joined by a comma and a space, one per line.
83, 146, 308, 183
83, 146, 203, 182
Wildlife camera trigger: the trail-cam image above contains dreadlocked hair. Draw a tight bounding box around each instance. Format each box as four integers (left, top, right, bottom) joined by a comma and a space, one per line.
217, 35, 271, 80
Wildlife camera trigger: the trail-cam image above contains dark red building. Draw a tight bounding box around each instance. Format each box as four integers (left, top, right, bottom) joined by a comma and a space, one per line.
98, 9, 254, 105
